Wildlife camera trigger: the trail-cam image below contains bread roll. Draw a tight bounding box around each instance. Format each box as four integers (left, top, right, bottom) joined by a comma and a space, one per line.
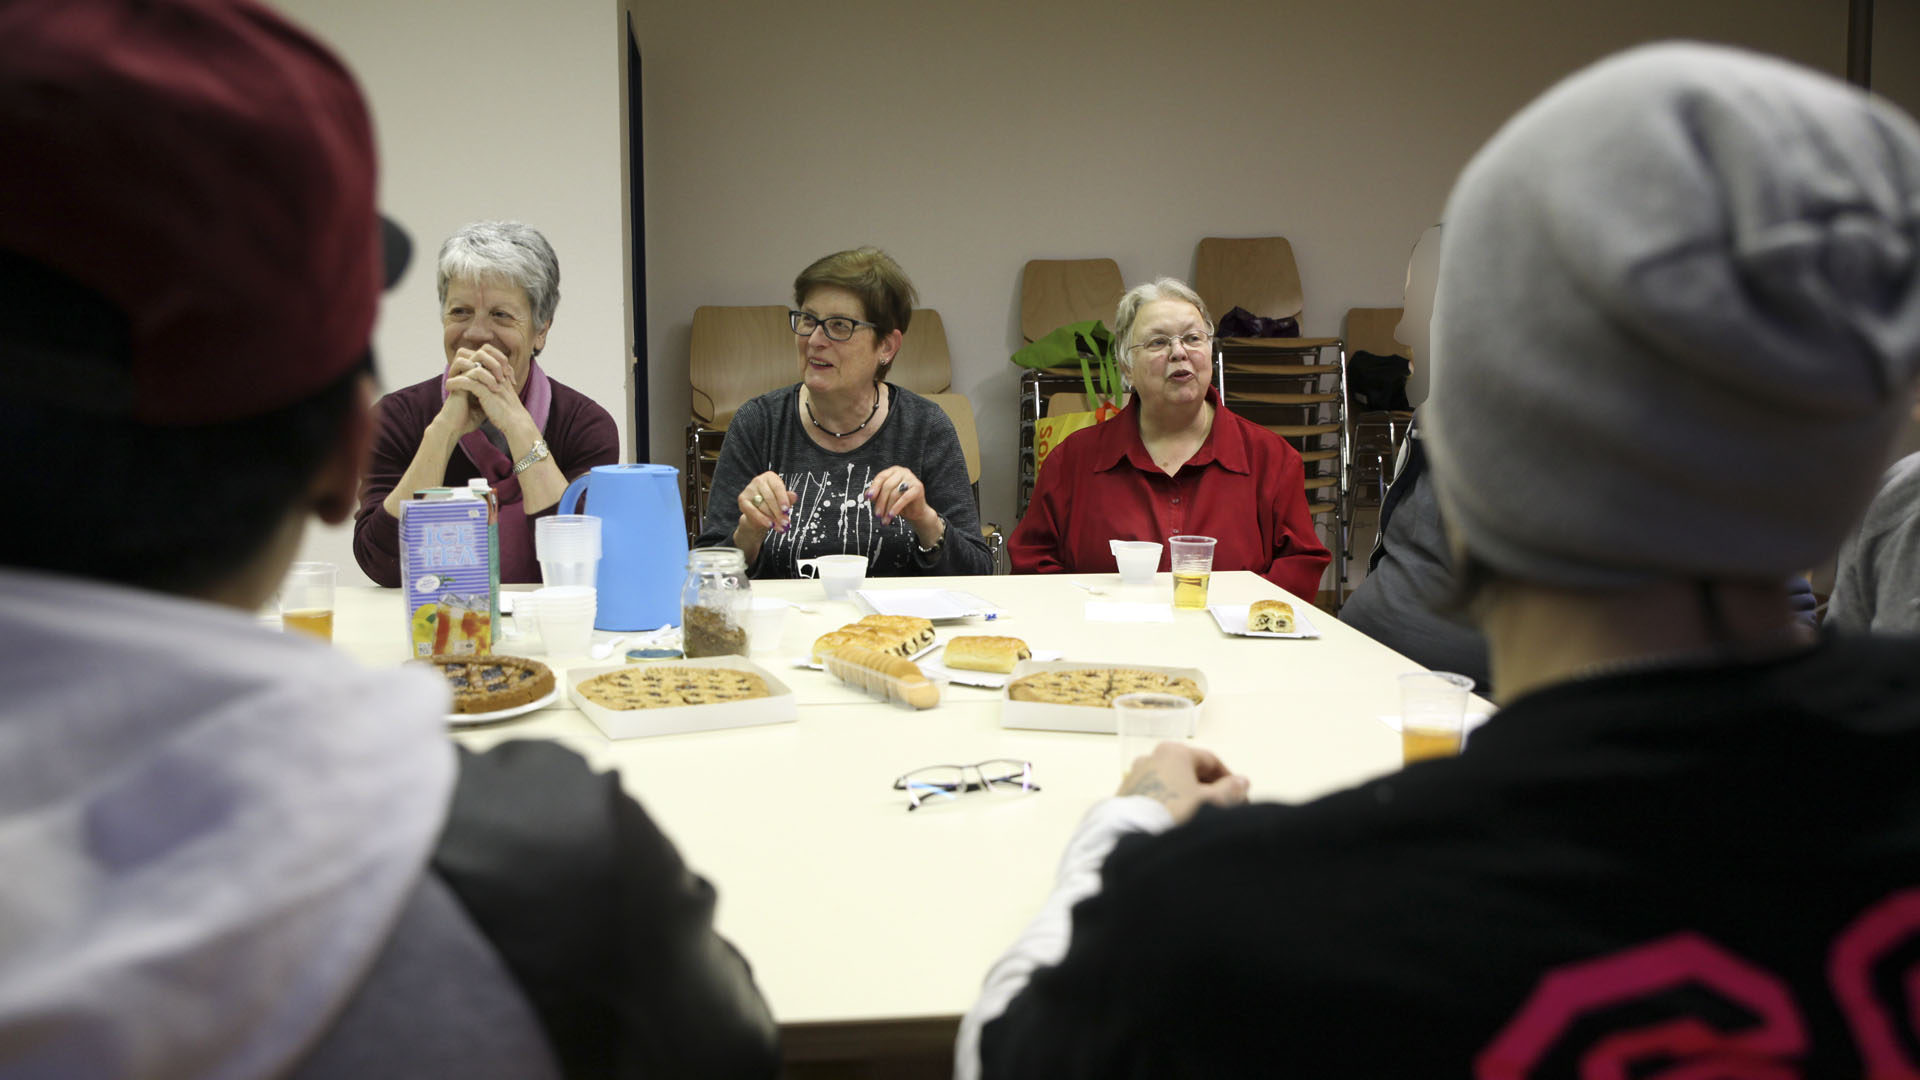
811, 627, 900, 663
820, 642, 940, 709
854, 614, 936, 652
942, 635, 1031, 674
1248, 599, 1295, 633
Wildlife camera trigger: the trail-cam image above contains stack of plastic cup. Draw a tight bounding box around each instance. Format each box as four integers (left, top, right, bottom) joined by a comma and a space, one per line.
528, 585, 597, 658
536, 514, 602, 588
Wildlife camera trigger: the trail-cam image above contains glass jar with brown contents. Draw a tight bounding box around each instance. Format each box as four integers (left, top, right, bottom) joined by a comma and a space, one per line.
681, 547, 750, 658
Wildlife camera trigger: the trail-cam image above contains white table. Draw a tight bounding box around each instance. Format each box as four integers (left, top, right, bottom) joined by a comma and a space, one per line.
333, 572, 1481, 1063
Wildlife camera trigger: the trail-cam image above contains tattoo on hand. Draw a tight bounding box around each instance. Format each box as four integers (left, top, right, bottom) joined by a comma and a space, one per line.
1123, 774, 1172, 802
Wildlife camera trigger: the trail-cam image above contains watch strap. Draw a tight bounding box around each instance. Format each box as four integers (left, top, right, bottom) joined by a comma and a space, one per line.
511, 438, 550, 476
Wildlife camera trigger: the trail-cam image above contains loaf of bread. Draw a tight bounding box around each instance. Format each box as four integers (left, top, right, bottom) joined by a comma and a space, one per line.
942, 635, 1032, 674
819, 642, 941, 709
1248, 599, 1295, 633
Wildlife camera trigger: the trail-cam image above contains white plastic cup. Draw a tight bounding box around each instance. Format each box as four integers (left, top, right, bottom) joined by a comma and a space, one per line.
529, 585, 597, 658
796, 554, 867, 601
1109, 540, 1163, 586
536, 515, 602, 588
1114, 691, 1198, 776
743, 597, 790, 655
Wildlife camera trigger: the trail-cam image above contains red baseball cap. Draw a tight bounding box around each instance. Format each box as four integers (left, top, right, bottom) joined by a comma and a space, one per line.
0, 0, 406, 425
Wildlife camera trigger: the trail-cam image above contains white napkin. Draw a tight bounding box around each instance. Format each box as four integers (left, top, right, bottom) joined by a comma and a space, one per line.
1083, 601, 1175, 623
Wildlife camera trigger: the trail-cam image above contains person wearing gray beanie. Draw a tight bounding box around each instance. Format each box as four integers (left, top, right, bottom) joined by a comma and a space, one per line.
1426, 40, 1920, 698
958, 43, 1920, 1079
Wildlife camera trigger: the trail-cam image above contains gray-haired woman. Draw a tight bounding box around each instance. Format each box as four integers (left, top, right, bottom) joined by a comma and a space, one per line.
1008, 277, 1329, 600
353, 221, 618, 586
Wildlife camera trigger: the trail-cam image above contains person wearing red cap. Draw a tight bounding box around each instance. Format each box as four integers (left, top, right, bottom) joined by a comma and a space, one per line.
0, 1, 776, 1077
352, 221, 620, 587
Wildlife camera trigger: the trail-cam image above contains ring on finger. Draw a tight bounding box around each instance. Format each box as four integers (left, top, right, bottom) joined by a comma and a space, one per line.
751, 493, 765, 507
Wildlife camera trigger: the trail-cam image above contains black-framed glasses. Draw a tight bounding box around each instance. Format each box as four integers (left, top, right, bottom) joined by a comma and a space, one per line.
790, 310, 878, 342
1125, 328, 1214, 360
893, 759, 1040, 811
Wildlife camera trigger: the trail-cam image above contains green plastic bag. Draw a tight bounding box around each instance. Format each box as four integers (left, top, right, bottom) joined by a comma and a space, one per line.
1011, 319, 1121, 411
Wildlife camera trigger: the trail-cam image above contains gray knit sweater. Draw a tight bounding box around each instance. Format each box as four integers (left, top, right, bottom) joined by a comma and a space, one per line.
1829, 451, 1920, 633
696, 383, 993, 578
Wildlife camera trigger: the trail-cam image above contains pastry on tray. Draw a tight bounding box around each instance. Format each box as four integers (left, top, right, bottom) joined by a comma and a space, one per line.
576, 666, 770, 710
810, 628, 909, 663
1007, 667, 1203, 708
942, 635, 1032, 674
809, 615, 936, 664
1247, 599, 1296, 633
426, 655, 555, 714
853, 614, 936, 652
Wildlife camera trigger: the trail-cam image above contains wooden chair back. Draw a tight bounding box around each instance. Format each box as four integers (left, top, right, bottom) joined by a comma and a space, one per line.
689, 305, 793, 427
924, 393, 982, 485
1193, 237, 1306, 323
1344, 307, 1406, 358
1020, 258, 1125, 342
891, 309, 953, 395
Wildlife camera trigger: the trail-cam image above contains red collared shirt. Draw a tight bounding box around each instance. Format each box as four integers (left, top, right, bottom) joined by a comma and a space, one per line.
1009, 392, 1331, 600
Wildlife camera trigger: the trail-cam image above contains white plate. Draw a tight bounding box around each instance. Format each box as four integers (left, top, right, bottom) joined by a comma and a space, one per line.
921, 647, 1066, 689
1207, 603, 1322, 640
852, 588, 1004, 621
446, 686, 559, 728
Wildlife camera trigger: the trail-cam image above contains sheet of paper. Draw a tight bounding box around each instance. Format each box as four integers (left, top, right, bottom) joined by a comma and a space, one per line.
852, 589, 1003, 621
1083, 601, 1174, 623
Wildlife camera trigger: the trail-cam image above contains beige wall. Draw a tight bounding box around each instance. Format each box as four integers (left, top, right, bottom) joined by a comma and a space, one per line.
277, 0, 631, 584
280, 0, 1853, 581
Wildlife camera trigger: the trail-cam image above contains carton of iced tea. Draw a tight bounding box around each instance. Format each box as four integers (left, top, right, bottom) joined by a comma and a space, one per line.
399, 481, 499, 656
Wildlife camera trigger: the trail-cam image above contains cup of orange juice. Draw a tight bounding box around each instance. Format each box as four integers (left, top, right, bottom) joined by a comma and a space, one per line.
1398, 671, 1474, 764
280, 562, 337, 642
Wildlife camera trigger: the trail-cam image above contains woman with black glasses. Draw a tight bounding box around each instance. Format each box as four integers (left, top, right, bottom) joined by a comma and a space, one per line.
695, 247, 993, 577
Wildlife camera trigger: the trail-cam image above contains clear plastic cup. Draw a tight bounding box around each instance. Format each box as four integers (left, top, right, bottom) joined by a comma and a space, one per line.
280, 561, 337, 641
1167, 535, 1217, 609
1399, 671, 1474, 765
536, 514, 602, 588
1114, 691, 1198, 775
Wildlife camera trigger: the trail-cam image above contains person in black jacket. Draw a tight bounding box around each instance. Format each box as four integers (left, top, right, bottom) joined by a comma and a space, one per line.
960, 42, 1920, 1079
0, 2, 777, 1077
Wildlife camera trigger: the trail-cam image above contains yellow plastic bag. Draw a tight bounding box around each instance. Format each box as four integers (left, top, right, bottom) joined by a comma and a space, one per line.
1034, 399, 1121, 474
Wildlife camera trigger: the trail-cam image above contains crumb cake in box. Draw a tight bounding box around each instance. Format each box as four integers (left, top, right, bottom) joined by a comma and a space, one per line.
566, 655, 796, 738
1000, 660, 1209, 734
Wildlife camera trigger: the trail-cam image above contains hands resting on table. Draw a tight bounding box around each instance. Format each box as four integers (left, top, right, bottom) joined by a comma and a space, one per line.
1117, 744, 1251, 825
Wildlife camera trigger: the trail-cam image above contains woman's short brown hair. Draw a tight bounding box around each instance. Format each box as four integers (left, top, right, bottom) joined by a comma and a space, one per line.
793, 247, 917, 378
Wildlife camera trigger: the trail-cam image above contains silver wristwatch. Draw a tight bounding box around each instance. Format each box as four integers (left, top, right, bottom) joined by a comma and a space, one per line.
511, 438, 550, 476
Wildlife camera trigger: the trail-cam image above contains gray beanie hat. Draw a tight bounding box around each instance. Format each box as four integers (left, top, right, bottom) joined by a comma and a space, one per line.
1426, 42, 1920, 588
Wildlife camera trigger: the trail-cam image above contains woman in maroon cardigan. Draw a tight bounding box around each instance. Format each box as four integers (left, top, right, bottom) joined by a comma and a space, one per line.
353, 222, 618, 585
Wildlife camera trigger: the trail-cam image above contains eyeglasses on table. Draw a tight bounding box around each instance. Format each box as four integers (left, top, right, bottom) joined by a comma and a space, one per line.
893, 759, 1040, 812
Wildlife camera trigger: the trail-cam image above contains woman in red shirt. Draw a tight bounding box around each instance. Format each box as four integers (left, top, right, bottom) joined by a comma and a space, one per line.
1008, 278, 1329, 600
